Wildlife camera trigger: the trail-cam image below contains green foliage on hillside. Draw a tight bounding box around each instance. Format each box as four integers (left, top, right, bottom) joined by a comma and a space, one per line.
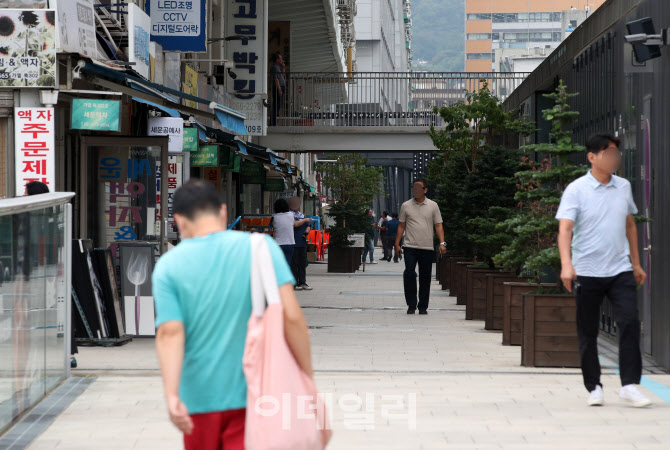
412, 0, 465, 72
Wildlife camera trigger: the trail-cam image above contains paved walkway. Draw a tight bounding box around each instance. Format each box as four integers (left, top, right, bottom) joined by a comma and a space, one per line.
25, 259, 670, 449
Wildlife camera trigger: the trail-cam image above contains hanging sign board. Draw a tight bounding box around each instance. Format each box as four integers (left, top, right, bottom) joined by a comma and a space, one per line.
15, 107, 55, 193
148, 117, 184, 152
146, 0, 207, 52
72, 99, 120, 131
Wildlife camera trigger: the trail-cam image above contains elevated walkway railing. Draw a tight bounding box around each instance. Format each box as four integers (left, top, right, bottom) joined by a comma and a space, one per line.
270, 72, 531, 131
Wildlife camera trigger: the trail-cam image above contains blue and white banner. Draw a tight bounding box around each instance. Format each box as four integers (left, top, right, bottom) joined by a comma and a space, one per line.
146, 0, 206, 52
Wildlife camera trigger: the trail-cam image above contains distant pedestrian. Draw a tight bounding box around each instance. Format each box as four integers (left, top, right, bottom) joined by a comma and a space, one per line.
362, 209, 377, 264
289, 196, 313, 291
557, 134, 650, 408
377, 210, 389, 254
153, 179, 314, 449
396, 179, 445, 315
272, 198, 311, 265
384, 213, 401, 262
270, 53, 285, 126
25, 180, 49, 195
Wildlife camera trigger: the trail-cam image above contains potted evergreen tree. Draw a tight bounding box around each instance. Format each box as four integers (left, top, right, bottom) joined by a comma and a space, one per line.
317, 154, 384, 273
495, 80, 588, 366
428, 81, 532, 306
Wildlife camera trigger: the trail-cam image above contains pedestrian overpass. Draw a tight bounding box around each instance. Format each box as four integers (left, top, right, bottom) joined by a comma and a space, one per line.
259, 72, 530, 153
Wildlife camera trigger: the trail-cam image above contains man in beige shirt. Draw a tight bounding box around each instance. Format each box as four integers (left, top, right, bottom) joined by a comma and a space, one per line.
395, 179, 446, 315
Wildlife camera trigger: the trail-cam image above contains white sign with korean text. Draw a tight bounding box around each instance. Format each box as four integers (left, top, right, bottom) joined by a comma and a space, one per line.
128, 3, 152, 79
148, 117, 184, 152
225, 0, 267, 136
15, 107, 55, 194
56, 0, 101, 59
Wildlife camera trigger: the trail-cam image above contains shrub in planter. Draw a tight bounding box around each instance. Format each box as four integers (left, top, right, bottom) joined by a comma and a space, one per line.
317, 154, 384, 273
494, 81, 587, 365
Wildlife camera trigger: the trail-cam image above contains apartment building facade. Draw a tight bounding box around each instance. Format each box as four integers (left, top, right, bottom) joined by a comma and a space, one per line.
465, 0, 607, 72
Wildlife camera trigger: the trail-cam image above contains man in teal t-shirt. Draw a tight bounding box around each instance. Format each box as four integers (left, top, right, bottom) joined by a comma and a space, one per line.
152, 179, 300, 450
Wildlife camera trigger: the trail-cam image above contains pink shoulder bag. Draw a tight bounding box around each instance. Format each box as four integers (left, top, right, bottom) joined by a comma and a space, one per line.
243, 234, 332, 450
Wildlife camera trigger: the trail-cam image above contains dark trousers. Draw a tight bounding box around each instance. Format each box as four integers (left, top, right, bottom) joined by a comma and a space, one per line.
280, 245, 294, 266
403, 247, 434, 311
382, 236, 395, 260
291, 246, 307, 286
271, 89, 281, 126
575, 271, 642, 392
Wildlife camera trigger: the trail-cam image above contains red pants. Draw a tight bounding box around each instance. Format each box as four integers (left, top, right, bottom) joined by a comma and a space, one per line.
184, 408, 246, 450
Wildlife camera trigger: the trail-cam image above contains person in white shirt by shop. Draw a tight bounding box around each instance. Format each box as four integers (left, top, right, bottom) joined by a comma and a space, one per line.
556, 134, 650, 408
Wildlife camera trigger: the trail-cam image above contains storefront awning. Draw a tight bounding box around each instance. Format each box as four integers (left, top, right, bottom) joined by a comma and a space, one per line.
79, 60, 247, 135
132, 96, 180, 118
210, 103, 247, 136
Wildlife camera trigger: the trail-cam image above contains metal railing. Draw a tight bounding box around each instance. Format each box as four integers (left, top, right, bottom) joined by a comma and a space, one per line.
269, 72, 531, 129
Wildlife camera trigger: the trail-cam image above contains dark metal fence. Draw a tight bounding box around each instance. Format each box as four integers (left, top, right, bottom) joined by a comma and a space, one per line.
269, 72, 531, 129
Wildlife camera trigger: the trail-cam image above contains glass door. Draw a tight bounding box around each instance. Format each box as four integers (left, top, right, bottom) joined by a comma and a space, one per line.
79, 137, 170, 255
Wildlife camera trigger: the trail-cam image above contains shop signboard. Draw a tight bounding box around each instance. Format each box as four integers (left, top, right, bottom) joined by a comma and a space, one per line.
265, 178, 285, 192
204, 167, 221, 190
155, 155, 182, 221
240, 160, 266, 184
56, 0, 100, 59
182, 128, 198, 151
183, 64, 198, 109
225, 0, 267, 136
128, 4, 152, 79
350, 233, 365, 248
0, 10, 57, 88
190, 144, 218, 166
146, 0, 206, 52
148, 117, 184, 152
15, 107, 55, 193
71, 99, 120, 131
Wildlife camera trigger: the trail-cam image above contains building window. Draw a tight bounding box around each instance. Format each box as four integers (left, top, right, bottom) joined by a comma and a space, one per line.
466, 33, 491, 40
466, 13, 491, 21
466, 53, 492, 60
492, 12, 561, 23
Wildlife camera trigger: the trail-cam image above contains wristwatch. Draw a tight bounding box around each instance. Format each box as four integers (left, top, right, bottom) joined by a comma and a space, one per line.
439, 242, 447, 247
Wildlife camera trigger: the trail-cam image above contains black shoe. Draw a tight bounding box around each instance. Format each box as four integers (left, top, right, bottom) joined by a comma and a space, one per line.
419, 310, 428, 315
70, 356, 77, 368
407, 308, 416, 314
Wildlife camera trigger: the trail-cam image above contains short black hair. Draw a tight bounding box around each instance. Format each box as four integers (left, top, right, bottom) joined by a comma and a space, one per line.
271, 52, 282, 63
382, 210, 389, 216
173, 179, 222, 220
392, 212, 399, 219
413, 179, 428, 189
586, 134, 621, 154
26, 181, 49, 195
274, 198, 290, 214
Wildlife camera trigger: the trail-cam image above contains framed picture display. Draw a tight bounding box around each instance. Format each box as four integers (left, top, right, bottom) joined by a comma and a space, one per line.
118, 243, 156, 337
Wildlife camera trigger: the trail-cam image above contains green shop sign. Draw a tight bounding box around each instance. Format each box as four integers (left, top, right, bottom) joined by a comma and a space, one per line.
183, 128, 198, 151
190, 145, 219, 166
265, 178, 285, 192
71, 99, 120, 131
240, 160, 266, 184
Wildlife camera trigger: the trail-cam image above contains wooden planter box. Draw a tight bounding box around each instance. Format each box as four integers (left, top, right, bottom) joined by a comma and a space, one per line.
503, 282, 543, 346
465, 266, 497, 320
328, 247, 358, 273
456, 261, 474, 306
521, 293, 579, 368
449, 258, 471, 299
485, 273, 521, 331
438, 252, 453, 290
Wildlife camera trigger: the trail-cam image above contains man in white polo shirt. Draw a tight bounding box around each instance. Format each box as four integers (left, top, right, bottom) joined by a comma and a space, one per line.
395, 179, 446, 315
557, 134, 649, 408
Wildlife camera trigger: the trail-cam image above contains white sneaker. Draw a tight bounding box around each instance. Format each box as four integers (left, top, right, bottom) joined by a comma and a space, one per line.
587, 385, 604, 406
301, 284, 313, 291
369, 261, 378, 264
294, 284, 304, 291
619, 385, 652, 407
